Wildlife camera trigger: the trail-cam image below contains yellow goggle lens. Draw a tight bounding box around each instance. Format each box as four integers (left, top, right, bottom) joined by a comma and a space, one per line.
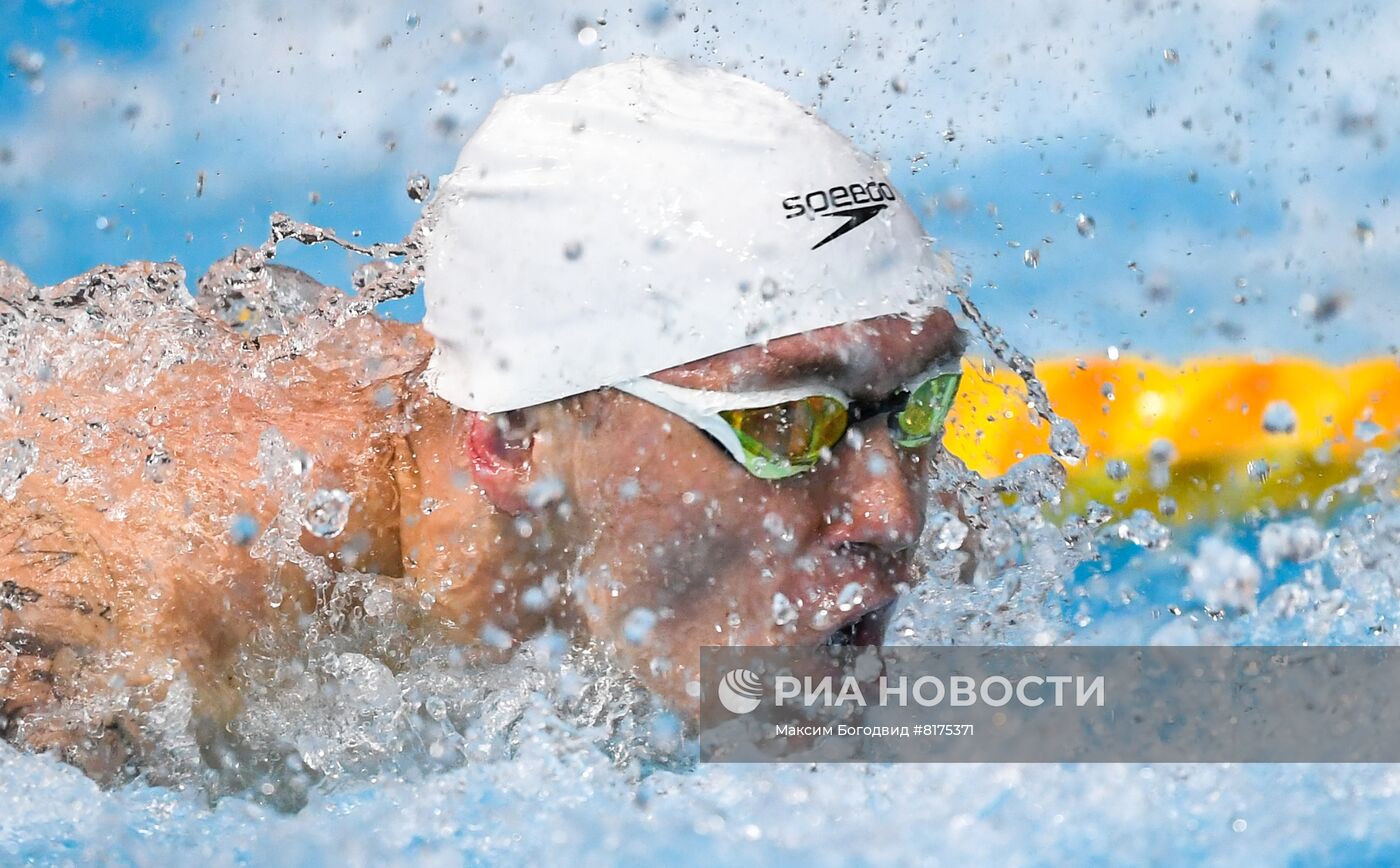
892, 371, 962, 447
720, 396, 848, 479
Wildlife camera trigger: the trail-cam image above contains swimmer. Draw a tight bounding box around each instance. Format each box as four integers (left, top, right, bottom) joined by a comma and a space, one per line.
0, 58, 966, 780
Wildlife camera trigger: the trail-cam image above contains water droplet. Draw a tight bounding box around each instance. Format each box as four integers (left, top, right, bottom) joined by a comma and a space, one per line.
836, 583, 864, 612
1356, 220, 1375, 247
1075, 213, 1096, 238
521, 587, 547, 612
927, 511, 969, 551
1188, 537, 1260, 612
144, 445, 172, 483
405, 11, 420, 29
1115, 509, 1171, 550
1355, 419, 1384, 442
480, 623, 514, 650
577, 25, 598, 45
302, 488, 352, 538
1049, 418, 1087, 466
406, 173, 431, 202
0, 439, 38, 501
1163, 48, 1180, 64
1084, 501, 1114, 527
1246, 458, 1270, 483
623, 607, 658, 643
890, 76, 908, 94
1261, 400, 1298, 435
424, 695, 447, 721
525, 475, 565, 509
563, 241, 583, 260
762, 512, 794, 542
771, 593, 798, 627
363, 586, 393, 617
229, 513, 259, 546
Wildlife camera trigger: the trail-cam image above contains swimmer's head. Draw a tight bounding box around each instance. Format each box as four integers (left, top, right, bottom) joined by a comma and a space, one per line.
422, 56, 952, 412
416, 57, 964, 711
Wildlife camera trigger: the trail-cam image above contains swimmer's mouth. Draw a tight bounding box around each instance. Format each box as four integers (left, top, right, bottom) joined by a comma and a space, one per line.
823, 599, 896, 647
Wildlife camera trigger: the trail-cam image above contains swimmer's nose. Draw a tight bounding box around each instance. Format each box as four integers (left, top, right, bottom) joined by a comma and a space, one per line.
819, 425, 924, 553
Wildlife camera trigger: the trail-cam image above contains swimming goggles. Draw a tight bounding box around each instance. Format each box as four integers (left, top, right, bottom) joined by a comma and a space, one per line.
611, 361, 962, 479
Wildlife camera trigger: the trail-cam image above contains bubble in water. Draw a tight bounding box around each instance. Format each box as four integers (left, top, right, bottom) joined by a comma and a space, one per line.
577, 25, 598, 45
623, 607, 658, 643
563, 241, 583, 261
1106, 459, 1130, 481
890, 76, 908, 94
1188, 537, 1261, 612
1115, 509, 1171, 550
303, 488, 352, 538
1075, 213, 1096, 237
1261, 400, 1298, 435
1163, 48, 1180, 64
0, 438, 37, 500
1023, 248, 1040, 268
771, 592, 798, 627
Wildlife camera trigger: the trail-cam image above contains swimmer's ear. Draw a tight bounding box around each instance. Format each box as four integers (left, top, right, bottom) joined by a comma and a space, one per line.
461, 410, 537, 515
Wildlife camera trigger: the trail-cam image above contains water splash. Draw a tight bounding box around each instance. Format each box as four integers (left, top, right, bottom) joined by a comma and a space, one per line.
946, 282, 1088, 466
5, 219, 1400, 863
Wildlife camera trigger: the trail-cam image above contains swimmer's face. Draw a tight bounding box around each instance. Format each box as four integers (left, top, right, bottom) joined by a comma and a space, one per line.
542, 308, 966, 711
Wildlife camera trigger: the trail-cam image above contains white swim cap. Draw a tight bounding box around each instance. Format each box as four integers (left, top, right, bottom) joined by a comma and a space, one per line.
423, 56, 950, 413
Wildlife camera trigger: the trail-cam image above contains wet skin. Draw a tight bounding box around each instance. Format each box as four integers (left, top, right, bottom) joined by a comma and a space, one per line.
0, 294, 964, 779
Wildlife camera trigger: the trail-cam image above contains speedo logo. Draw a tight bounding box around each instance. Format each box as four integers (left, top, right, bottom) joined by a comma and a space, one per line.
782, 179, 899, 250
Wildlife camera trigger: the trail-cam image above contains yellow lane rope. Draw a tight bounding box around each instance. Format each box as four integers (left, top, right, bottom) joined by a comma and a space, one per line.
944, 356, 1400, 519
